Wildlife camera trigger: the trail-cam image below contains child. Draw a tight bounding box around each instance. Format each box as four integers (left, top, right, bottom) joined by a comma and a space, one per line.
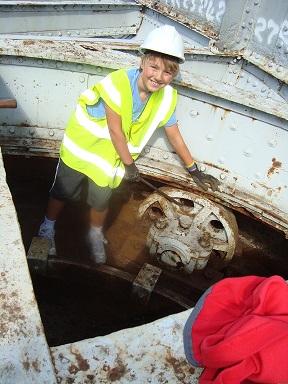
38, 25, 220, 264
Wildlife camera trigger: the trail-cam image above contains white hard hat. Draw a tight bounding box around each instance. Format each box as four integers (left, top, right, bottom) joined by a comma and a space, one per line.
139, 25, 185, 63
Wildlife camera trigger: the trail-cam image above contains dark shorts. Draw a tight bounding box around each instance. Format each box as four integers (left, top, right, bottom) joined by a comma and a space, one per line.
49, 159, 112, 211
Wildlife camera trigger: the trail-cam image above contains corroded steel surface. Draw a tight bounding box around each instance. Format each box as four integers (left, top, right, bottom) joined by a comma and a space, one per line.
0, 38, 287, 120
0, 147, 201, 383
0, 148, 57, 384
138, 187, 238, 273
50, 309, 203, 383
1, 1, 288, 382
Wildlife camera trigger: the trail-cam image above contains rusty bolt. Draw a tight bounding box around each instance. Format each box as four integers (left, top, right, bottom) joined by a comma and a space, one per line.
155, 218, 167, 229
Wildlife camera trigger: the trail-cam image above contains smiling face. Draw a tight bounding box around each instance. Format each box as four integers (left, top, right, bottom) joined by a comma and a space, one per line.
138, 53, 179, 99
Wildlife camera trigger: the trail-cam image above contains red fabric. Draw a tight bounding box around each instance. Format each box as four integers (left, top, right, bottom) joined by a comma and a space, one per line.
190, 275, 288, 383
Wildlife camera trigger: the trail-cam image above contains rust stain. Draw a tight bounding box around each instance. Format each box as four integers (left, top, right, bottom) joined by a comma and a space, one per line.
108, 363, 127, 381
68, 348, 90, 373
23, 40, 35, 46
267, 157, 282, 177
166, 352, 194, 380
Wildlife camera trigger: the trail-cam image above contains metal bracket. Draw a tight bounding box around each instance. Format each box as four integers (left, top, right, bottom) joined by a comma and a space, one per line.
27, 236, 50, 276
131, 263, 162, 305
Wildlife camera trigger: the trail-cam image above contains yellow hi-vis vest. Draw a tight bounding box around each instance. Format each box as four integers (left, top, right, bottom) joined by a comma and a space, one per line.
60, 69, 177, 188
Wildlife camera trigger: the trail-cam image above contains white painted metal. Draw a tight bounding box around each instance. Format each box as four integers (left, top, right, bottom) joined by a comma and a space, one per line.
50, 308, 203, 383
0, 149, 202, 383
0, 1, 288, 381
138, 188, 238, 273
0, 148, 57, 384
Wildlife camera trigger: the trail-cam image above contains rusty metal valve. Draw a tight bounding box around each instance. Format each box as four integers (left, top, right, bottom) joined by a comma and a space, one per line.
147, 214, 213, 273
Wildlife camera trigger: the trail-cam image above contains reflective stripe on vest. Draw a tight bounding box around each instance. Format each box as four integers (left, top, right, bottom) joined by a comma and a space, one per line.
60, 69, 177, 188
62, 133, 125, 179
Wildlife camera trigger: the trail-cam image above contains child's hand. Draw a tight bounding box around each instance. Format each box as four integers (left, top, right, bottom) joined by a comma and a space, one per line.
189, 168, 220, 191
123, 161, 140, 182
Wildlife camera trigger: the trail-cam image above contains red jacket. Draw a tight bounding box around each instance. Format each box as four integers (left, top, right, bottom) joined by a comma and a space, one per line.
183, 275, 288, 383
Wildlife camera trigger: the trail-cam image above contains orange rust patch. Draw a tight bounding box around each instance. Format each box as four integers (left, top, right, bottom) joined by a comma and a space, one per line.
23, 40, 35, 46
267, 157, 282, 176
108, 364, 127, 381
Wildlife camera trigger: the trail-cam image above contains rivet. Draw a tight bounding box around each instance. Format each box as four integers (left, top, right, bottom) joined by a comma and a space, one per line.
189, 110, 198, 118
23, 139, 32, 147
179, 215, 193, 229
163, 154, 169, 160
29, 128, 35, 135
253, 81, 258, 87
206, 134, 214, 141
242, 22, 246, 28
247, 76, 251, 83
198, 237, 211, 249
220, 173, 226, 180
249, 18, 254, 25
268, 138, 277, 147
58, 32, 62, 36
155, 218, 167, 229
77, 31, 80, 35
68, 31, 71, 36
246, 7, 250, 12
79, 76, 85, 83
77, 64, 83, 71
56, 61, 63, 68
9, 127, 15, 134
37, 59, 43, 65
261, 87, 266, 92
144, 147, 150, 153
230, 123, 237, 131
243, 148, 253, 157
277, 66, 282, 72
199, 165, 206, 172
96, 67, 102, 73
49, 130, 55, 137
218, 157, 226, 164
17, 57, 23, 63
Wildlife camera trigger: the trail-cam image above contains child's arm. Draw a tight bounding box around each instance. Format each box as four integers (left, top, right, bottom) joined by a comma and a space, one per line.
105, 103, 140, 181
164, 123, 194, 165
164, 123, 220, 191
105, 103, 133, 164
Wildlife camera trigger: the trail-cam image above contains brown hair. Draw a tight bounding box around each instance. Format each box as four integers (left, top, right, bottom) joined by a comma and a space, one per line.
141, 50, 180, 77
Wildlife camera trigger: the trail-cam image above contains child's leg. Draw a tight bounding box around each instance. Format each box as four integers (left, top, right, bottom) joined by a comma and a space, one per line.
46, 195, 66, 221
39, 159, 84, 255
90, 207, 108, 228
87, 180, 112, 264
